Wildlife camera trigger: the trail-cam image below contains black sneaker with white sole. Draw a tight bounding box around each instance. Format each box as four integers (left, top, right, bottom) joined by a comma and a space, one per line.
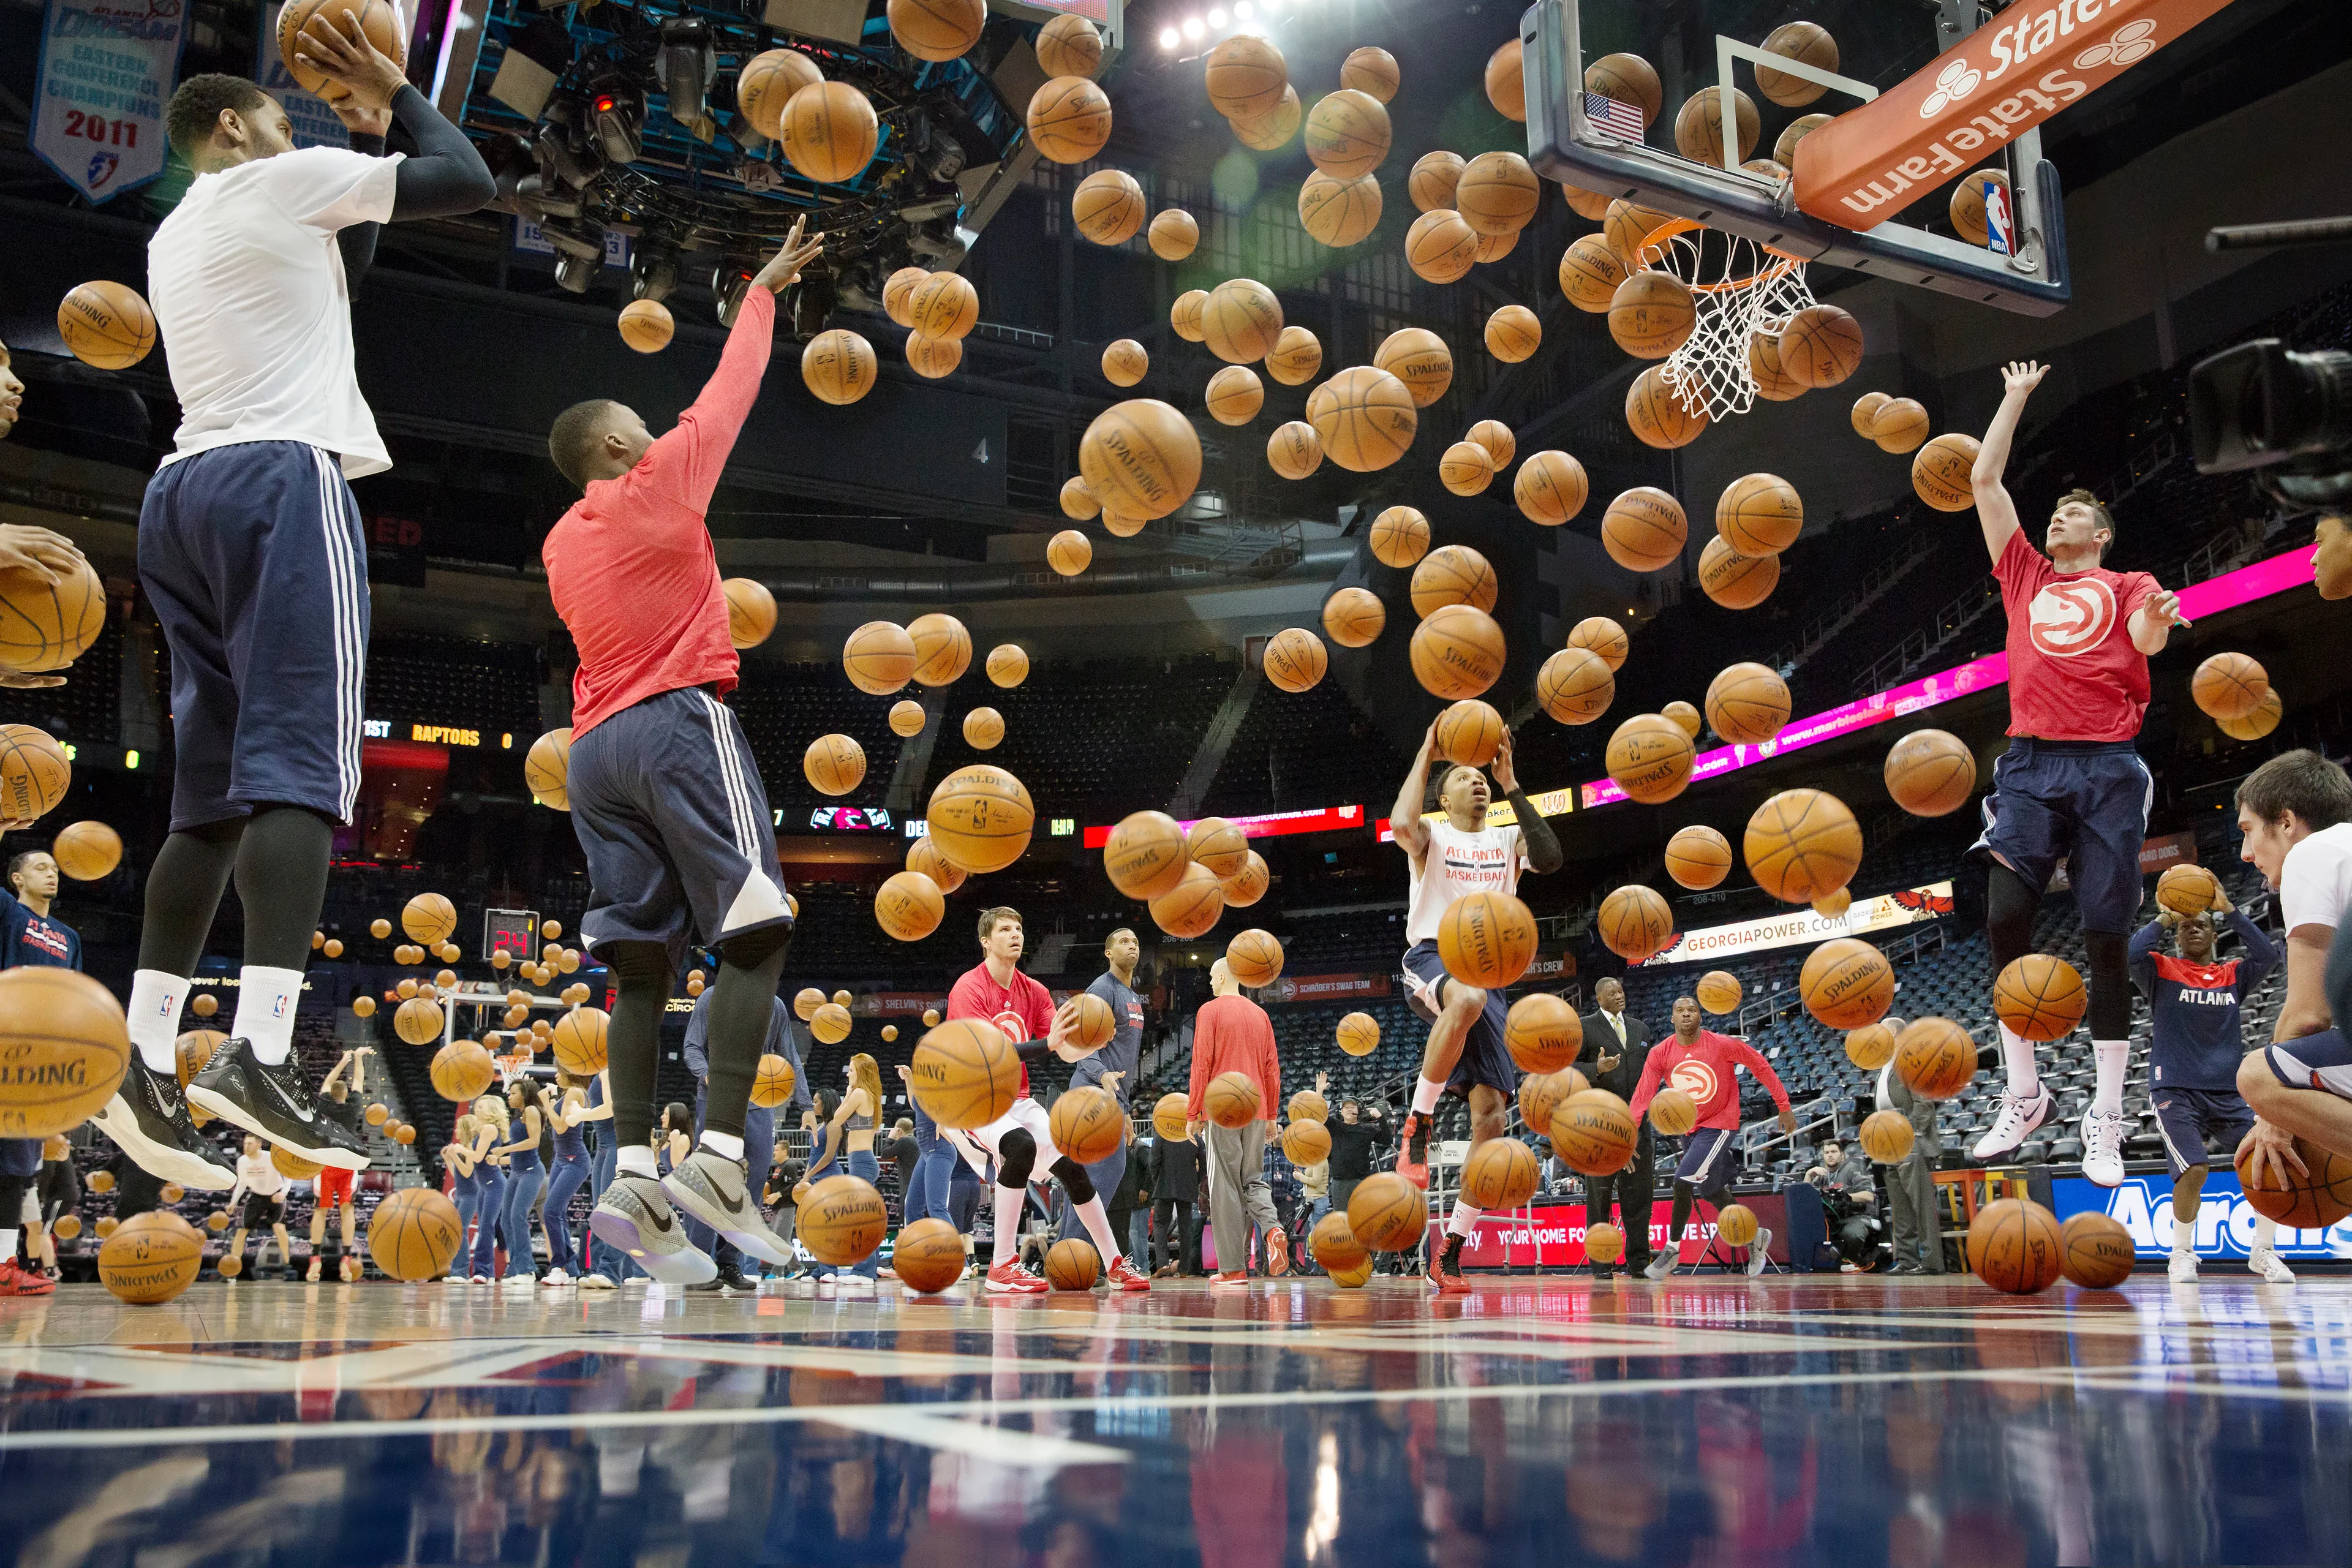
186, 1037, 369, 1170
91, 1058, 237, 1190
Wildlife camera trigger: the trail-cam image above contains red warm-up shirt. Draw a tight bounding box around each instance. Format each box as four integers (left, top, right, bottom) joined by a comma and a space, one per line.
1186, 993, 1281, 1124
1628, 1030, 1790, 1131
1994, 529, 2162, 743
545, 287, 773, 739
948, 960, 1055, 1101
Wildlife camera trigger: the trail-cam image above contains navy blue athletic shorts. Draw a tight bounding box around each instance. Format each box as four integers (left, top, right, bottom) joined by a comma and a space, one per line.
2264, 1028, 2352, 1103
0, 1138, 40, 1179
1401, 939, 1515, 1099
2150, 1086, 2256, 1177
1673, 1125, 1737, 1194
1969, 738, 2154, 932
139, 441, 369, 832
568, 686, 792, 968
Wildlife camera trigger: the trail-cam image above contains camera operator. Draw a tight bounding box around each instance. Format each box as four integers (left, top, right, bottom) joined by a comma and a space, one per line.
1804, 1140, 1882, 1272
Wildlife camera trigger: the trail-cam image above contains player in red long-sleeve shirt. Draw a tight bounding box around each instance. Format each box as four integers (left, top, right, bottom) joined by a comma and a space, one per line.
1627, 996, 1796, 1278
541, 219, 824, 1289
1185, 959, 1287, 1284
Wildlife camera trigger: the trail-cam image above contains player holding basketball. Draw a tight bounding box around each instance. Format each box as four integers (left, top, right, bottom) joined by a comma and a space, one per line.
1628, 997, 1796, 1277
1387, 722, 1562, 1294
1968, 360, 2188, 1184
2126, 891, 2293, 1282
941, 907, 1151, 1294
543, 218, 825, 1286
121, 21, 493, 1187
0, 835, 80, 1295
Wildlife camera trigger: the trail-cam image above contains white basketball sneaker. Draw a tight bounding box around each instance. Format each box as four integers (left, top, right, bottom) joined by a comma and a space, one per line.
2249, 1249, 2297, 1284
2168, 1248, 2198, 1284
1970, 1086, 2052, 1161
2080, 1107, 2130, 1187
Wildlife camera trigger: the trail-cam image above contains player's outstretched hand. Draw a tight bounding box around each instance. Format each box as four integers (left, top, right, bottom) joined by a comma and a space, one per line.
754, 217, 826, 295
297, 9, 409, 113
2142, 586, 2191, 630
2001, 360, 2047, 395
1491, 728, 1518, 794
2237, 1117, 2309, 1192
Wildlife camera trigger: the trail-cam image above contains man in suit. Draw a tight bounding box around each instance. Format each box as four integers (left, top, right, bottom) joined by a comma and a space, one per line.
1150, 1124, 1204, 1276
1579, 976, 1656, 1279
1875, 1020, 1945, 1273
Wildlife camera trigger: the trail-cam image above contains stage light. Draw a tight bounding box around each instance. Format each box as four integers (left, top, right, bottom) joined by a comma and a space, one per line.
1182, 16, 1205, 39
1208, 7, 1227, 24
1159, 25, 1179, 47
1234, 2, 1253, 16
630, 237, 680, 303
713, 258, 757, 326
658, 18, 716, 129
586, 82, 644, 164
553, 250, 598, 293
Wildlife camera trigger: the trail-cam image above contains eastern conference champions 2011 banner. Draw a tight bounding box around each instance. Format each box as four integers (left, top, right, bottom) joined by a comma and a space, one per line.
33, 0, 186, 202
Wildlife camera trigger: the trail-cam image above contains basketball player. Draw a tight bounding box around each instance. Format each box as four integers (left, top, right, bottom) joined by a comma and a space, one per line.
1055, 927, 1144, 1243
1627, 997, 1796, 1278
122, 22, 493, 1187
543, 219, 824, 1286
304, 1047, 372, 1281
0, 345, 21, 442
1967, 360, 2189, 1185
0, 836, 79, 1295
941, 907, 1152, 1294
1387, 721, 1562, 1294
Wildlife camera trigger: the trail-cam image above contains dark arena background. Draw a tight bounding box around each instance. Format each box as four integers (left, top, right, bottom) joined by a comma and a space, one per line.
2, 0, 2352, 1561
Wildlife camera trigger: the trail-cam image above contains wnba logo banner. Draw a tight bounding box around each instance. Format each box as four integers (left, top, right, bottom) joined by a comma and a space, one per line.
32, 0, 186, 202
2051, 1175, 2351, 1259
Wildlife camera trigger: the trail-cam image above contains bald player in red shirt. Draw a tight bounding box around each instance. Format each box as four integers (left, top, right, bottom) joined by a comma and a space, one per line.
543, 219, 824, 1289
1628, 996, 1795, 1278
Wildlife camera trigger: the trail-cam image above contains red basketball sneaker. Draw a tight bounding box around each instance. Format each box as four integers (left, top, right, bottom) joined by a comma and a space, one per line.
1104, 1256, 1153, 1292
986, 1260, 1048, 1295
0, 1259, 56, 1297
1395, 1112, 1432, 1189
1427, 1234, 1471, 1295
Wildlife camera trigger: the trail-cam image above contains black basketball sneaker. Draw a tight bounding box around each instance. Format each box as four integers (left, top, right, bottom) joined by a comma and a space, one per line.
186, 1037, 369, 1170
91, 1057, 238, 1190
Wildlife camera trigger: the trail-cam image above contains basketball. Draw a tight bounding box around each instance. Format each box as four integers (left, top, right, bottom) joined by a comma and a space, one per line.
524, 727, 571, 810
1462, 1138, 1539, 1209
1893, 1018, 1977, 1101
1226, 852, 1268, 902
1884, 728, 1978, 816
1757, 20, 1839, 106
888, 0, 983, 59
1744, 788, 1861, 903
1535, 647, 1613, 728
1061, 478, 1101, 522
1596, 884, 1673, 962
1551, 1090, 1637, 1176
1410, 151, 1465, 212
1206, 366, 1265, 426
2234, 1135, 2352, 1227
1715, 473, 1804, 556
0, 967, 123, 1137
1310, 1211, 1368, 1272
1558, 179, 1612, 221
1410, 604, 1506, 699
1872, 398, 1930, 453
1602, 487, 1689, 573
1608, 271, 1697, 359
907, 837, 965, 896
1261, 328, 1322, 389
1203, 278, 1283, 366
907, 1018, 1016, 1131
2192, 652, 2269, 721
1335, 44, 1398, 101
1433, 698, 1505, 767
1514, 450, 1589, 526
1313, 366, 1419, 473
1302, 88, 1390, 180
874, 870, 945, 942
176, 1028, 222, 1088
1849, 391, 1890, 437
1774, 111, 1831, 167
1151, 862, 1225, 938
1286, 1090, 1330, 1126
1370, 505, 1431, 568
1048, 1085, 1124, 1166
1715, 1203, 1760, 1248
552, 1007, 609, 1075
1994, 954, 2087, 1042
55, 1214, 83, 1240
1268, 421, 1324, 480
1662, 701, 1702, 741
1106, 810, 1190, 899
2049, 1211, 2134, 1289
355, 1187, 460, 1283
1411, 545, 1498, 617
1564, 617, 1627, 674
1604, 199, 1675, 267
0, 549, 103, 673
1672, 86, 1760, 165
612, 298, 674, 355
0, 724, 69, 821
1058, 992, 1114, 1054
2219, 688, 2283, 741
1777, 305, 1863, 388
1202, 32, 1287, 119
907, 271, 979, 341
1626, 366, 1709, 448
781, 80, 880, 183
796, 988, 824, 1018
1518, 1068, 1586, 1135
1559, 235, 1628, 313
398, 891, 456, 948
1337, 1012, 1380, 1056
1968, 1197, 2063, 1294
1072, 169, 1145, 246
1455, 151, 1540, 236
1080, 398, 1203, 520
805, 733, 867, 796
1321, 586, 1386, 649
1046, 529, 1094, 577
1298, 170, 1384, 248
1584, 1222, 1625, 1265
390, 995, 440, 1046
1148, 209, 1200, 264
1484, 36, 1525, 121
1695, 970, 1743, 1014
1845, 1023, 1896, 1071
98, 1212, 204, 1305
1348, 1170, 1428, 1251
1605, 712, 1695, 803
1226, 927, 1284, 987
1648, 1087, 1697, 1136
1026, 74, 1112, 163
1153, 1091, 1191, 1140
1283, 1118, 1333, 1166
737, 48, 823, 138
809, 1003, 853, 1046
2155, 864, 2221, 917
908, 613, 971, 686
1704, 662, 1791, 745
1374, 328, 1454, 408
1570, 48, 1658, 127
927, 764, 1034, 873
1405, 209, 1480, 285
1665, 825, 1733, 889
1799, 937, 1894, 1029
276, 0, 406, 97
1950, 167, 2013, 247
1742, 333, 1804, 402
1205, 1070, 1262, 1129
794, 1175, 886, 1267
1850, 1109, 1915, 1166
745, 1052, 800, 1109
1505, 993, 1582, 1073
1263, 627, 1329, 692
1439, 891, 1537, 989
429, 1039, 495, 1101
48, 820, 121, 883
1910, 433, 1981, 511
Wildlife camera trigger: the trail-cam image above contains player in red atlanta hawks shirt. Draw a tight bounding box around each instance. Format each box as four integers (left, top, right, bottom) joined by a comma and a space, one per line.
1627, 997, 1795, 1278
1966, 359, 2189, 1187
943, 904, 1150, 1294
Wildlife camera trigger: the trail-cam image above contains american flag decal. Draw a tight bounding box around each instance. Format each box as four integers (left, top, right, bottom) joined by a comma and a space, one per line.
1583, 92, 1646, 142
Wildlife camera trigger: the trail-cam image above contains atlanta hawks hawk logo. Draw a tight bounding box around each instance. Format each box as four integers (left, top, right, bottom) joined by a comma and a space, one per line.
993, 1008, 1031, 1044
1670, 1059, 1719, 1106
2027, 578, 2118, 658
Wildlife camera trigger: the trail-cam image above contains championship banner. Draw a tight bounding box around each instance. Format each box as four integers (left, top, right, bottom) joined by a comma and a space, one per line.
32, 0, 187, 202
1635, 880, 1954, 968
258, 1, 355, 149
1268, 972, 1390, 1003
2052, 1174, 2351, 1259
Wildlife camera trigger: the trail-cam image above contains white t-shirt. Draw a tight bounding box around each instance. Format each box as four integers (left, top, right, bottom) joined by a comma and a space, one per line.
1404, 819, 1525, 944
235, 1152, 287, 1198
148, 146, 402, 478
2280, 821, 2352, 934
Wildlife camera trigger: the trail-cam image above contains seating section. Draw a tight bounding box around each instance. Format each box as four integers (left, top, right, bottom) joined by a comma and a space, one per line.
368, 634, 543, 739
1207, 676, 1406, 818
0, 617, 123, 744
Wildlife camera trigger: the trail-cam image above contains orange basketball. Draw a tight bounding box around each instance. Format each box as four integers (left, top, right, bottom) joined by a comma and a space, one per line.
985, 643, 1028, 688
1603, 200, 1674, 268
1515, 450, 1589, 526
1994, 954, 2087, 1042
50, 820, 121, 882
1487, 304, 1542, 363
1047, 529, 1093, 576
908, 836, 967, 895
800, 1175, 888, 1266
1410, 604, 1506, 699
1106, 810, 1190, 900
1757, 20, 1838, 105
1948, 167, 2012, 246
782, 80, 880, 183
1461, 1138, 1539, 1209
1777, 305, 1862, 388
391, 995, 442, 1046
428, 1039, 494, 1102
1150, 861, 1225, 938
1265, 421, 1322, 480
1969, 1198, 2063, 1294
553, 1007, 609, 1075
1264, 627, 1329, 693
1893, 1017, 1977, 1101
1150, 208, 1199, 260
1672, 86, 1759, 164
908, 270, 980, 340
892, 1216, 967, 1293
1411, 545, 1498, 617
1049, 1085, 1125, 1164
1226, 927, 1285, 987
1596, 884, 1673, 961
1504, 993, 1582, 1073
804, 733, 866, 796
1873, 398, 1930, 453
883, 265, 929, 328
2234, 1135, 2352, 1227
526, 727, 571, 811
1406, 151, 1466, 214
1441, 442, 1496, 496
99, 1212, 205, 1303
1585, 51, 1662, 124
1884, 729, 1978, 816
1264, 326, 1323, 387
1550, 1090, 1637, 1177
2057, 1212, 2135, 1287
802, 328, 876, 404
2222, 688, 2286, 742
1061, 477, 1102, 521
836, 621, 917, 695
1715, 1202, 1760, 1247
1605, 712, 1694, 804
1714, 473, 1804, 556
1433, 698, 1506, 767
1204, 32, 1288, 119
1283, 1119, 1333, 1168
2192, 652, 2269, 722
1204, 277, 1284, 366
1341, 45, 1400, 101
1298, 170, 1384, 247
1800, 937, 1894, 1029
1405, 209, 1480, 284
1608, 271, 1697, 359
1695, 970, 1743, 1014
175, 1028, 224, 1091
1845, 1023, 1896, 1071
0, 725, 75, 823
0, 549, 104, 674
1205, 365, 1265, 428
1039, 1236, 1099, 1291
1648, 1087, 1697, 1136
1518, 1068, 1588, 1136
751, 1053, 799, 1108
1774, 111, 1831, 167
1537, 646, 1614, 726
1080, 398, 1203, 520
1456, 151, 1540, 237
1559, 235, 1628, 312
2155, 863, 2221, 916
1153, 1091, 1191, 1140
1322, 586, 1387, 649
1855, 1109, 1915, 1165
911, 1018, 1020, 1129
1743, 788, 1861, 903
1626, 367, 1709, 449
1310, 1210, 1368, 1272
874, 870, 945, 941
1584, 1222, 1625, 1264
1664, 824, 1733, 889
1438, 891, 1537, 989
888, 0, 983, 59
1602, 486, 1688, 572
1303, 88, 1390, 179
738, 48, 824, 140
925, 763, 1035, 873
1738, 336, 1801, 404
614, 298, 674, 355
1312, 366, 1418, 472
276, 0, 407, 99
1071, 168, 1145, 246
1205, 1070, 1262, 1129
1369, 505, 1430, 568
1705, 662, 1790, 745
1348, 1170, 1428, 1251
1336, 1012, 1381, 1057
366, 1188, 464, 1283
1908, 432, 1981, 511
1484, 36, 1525, 120
1663, 701, 1702, 740
1027, 75, 1112, 163
1171, 289, 1209, 342
0, 967, 127, 1137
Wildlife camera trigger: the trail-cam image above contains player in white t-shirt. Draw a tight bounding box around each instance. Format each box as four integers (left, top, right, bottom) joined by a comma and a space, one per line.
1388, 720, 1563, 1294
97, 23, 492, 1192
2231, 751, 2352, 1185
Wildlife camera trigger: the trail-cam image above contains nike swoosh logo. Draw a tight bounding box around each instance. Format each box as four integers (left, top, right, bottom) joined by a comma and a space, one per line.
644, 1205, 674, 1235
708, 1174, 745, 1209
265, 1077, 314, 1121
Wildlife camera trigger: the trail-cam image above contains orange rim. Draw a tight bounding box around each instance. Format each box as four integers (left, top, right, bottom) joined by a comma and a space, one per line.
1635, 217, 1807, 292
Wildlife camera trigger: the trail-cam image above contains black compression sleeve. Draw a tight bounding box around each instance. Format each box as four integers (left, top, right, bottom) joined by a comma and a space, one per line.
1507, 788, 1563, 874
337, 131, 384, 287
387, 84, 496, 221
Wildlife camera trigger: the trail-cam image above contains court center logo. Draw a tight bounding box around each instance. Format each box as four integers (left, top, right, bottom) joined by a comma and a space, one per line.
1669, 1059, 1718, 1106
2027, 578, 2118, 657
1919, 58, 1982, 116
2075, 19, 2159, 70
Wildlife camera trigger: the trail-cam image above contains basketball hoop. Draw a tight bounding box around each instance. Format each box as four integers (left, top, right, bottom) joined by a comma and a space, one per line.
1636, 219, 1817, 424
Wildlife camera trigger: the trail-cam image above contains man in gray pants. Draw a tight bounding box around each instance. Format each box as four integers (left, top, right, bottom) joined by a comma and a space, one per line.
1189, 959, 1286, 1283
1877, 1039, 1945, 1274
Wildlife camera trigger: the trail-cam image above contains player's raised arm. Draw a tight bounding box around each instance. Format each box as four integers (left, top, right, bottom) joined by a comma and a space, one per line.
295, 9, 494, 221
1491, 729, 1561, 875
1389, 720, 1439, 861
663, 217, 826, 510
1970, 360, 2046, 565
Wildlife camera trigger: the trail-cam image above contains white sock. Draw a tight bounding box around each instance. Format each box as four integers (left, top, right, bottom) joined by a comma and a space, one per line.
2090, 1041, 2128, 1118
2171, 1218, 2195, 1254
990, 1185, 1023, 1268
698, 1130, 743, 1161
1411, 1077, 1444, 1116
1072, 1196, 1123, 1265
232, 965, 304, 1065
1447, 1199, 1481, 1238
2252, 1216, 2278, 1256
617, 1147, 658, 1179
126, 970, 189, 1074
1999, 1022, 2040, 1098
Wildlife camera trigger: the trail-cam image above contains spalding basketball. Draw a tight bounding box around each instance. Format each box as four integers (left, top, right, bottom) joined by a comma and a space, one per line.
1777, 304, 1862, 388
276, 0, 407, 97
1873, 398, 1930, 453
1550, 1090, 1637, 1176
1715, 1202, 1760, 1248
1743, 788, 1861, 903
874, 870, 945, 941
1298, 170, 1384, 248
1205, 1070, 1262, 1128
751, 1053, 799, 1108
1537, 647, 1614, 726
1149, 208, 1199, 260
0, 724, 71, 821
1518, 1069, 1588, 1137
1893, 1017, 1977, 1101
1433, 698, 1505, 767
1439, 891, 1537, 989
2192, 652, 2269, 722
1484, 37, 1525, 121
1072, 168, 1145, 246
1267, 421, 1324, 480
913, 1018, 1020, 1129
1405, 209, 1480, 285
1993, 954, 2088, 1043
805, 733, 866, 796
1487, 304, 1542, 363
1585, 1222, 1625, 1264
736, 48, 823, 138
1695, 970, 1743, 1014
1322, 586, 1386, 649
909, 612, 973, 685
1347, 1170, 1427, 1251
1267, 325, 1323, 385
1949, 166, 2012, 247
1150, 862, 1224, 938
1303, 88, 1390, 180
802, 328, 876, 405
56, 279, 157, 369
1411, 545, 1497, 618
1050, 1085, 1125, 1164
1283, 1117, 1332, 1166
176, 1027, 223, 1088
782, 80, 881, 183
1310, 1210, 1368, 1272
1597, 884, 1673, 962
908, 835, 966, 895
0, 968, 132, 1138
809, 1003, 853, 1045
926, 764, 1035, 873
893, 1217, 967, 1293
1799, 937, 1894, 1029
1608, 271, 1697, 360
800, 1175, 888, 1265
1205, 364, 1265, 428
1716, 473, 1804, 556
98, 1212, 204, 1304
1757, 20, 1838, 105
1672, 85, 1759, 164
1969, 1197, 2063, 1294
1559, 235, 1628, 312
1664, 824, 1732, 889
368, 1188, 464, 1282
2155, 863, 2221, 917
526, 728, 571, 810
2234, 1136, 2352, 1227
888, 0, 984, 61
1585, 51, 1662, 125
909, 271, 980, 341
1289, 1090, 1329, 1125
1845, 1023, 1896, 1071
1602, 486, 1688, 573
1440, 442, 1496, 496
429, 1039, 496, 1102
1705, 662, 1790, 745
1264, 627, 1329, 693
1370, 505, 1430, 568
1080, 399, 1204, 520
1336, 1012, 1380, 1057
1171, 288, 1209, 342
1515, 450, 1589, 526
1648, 1087, 1697, 1136
1042, 1237, 1100, 1291
889, 699, 928, 739
1106, 810, 1189, 900
50, 820, 123, 881
1912, 433, 1981, 511
1456, 150, 1540, 236
614, 298, 674, 355
1204, 31, 1287, 119
960, 707, 1005, 750
2057, 1211, 2135, 1288
0, 549, 104, 673
1341, 45, 1400, 102
1461, 1138, 1539, 1209
1884, 728, 1977, 816
1505, 993, 1582, 1073
1152, 1091, 1191, 1142
1858, 1109, 1915, 1164
1313, 366, 1419, 472
552, 1007, 609, 1075
1226, 927, 1284, 988
1605, 712, 1694, 804
1410, 604, 1506, 699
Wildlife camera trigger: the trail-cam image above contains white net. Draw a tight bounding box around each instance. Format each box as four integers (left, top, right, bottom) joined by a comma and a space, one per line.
1643, 227, 1817, 424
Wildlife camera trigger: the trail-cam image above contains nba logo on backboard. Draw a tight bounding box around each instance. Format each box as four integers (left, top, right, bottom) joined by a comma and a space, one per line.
1982, 178, 2014, 257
